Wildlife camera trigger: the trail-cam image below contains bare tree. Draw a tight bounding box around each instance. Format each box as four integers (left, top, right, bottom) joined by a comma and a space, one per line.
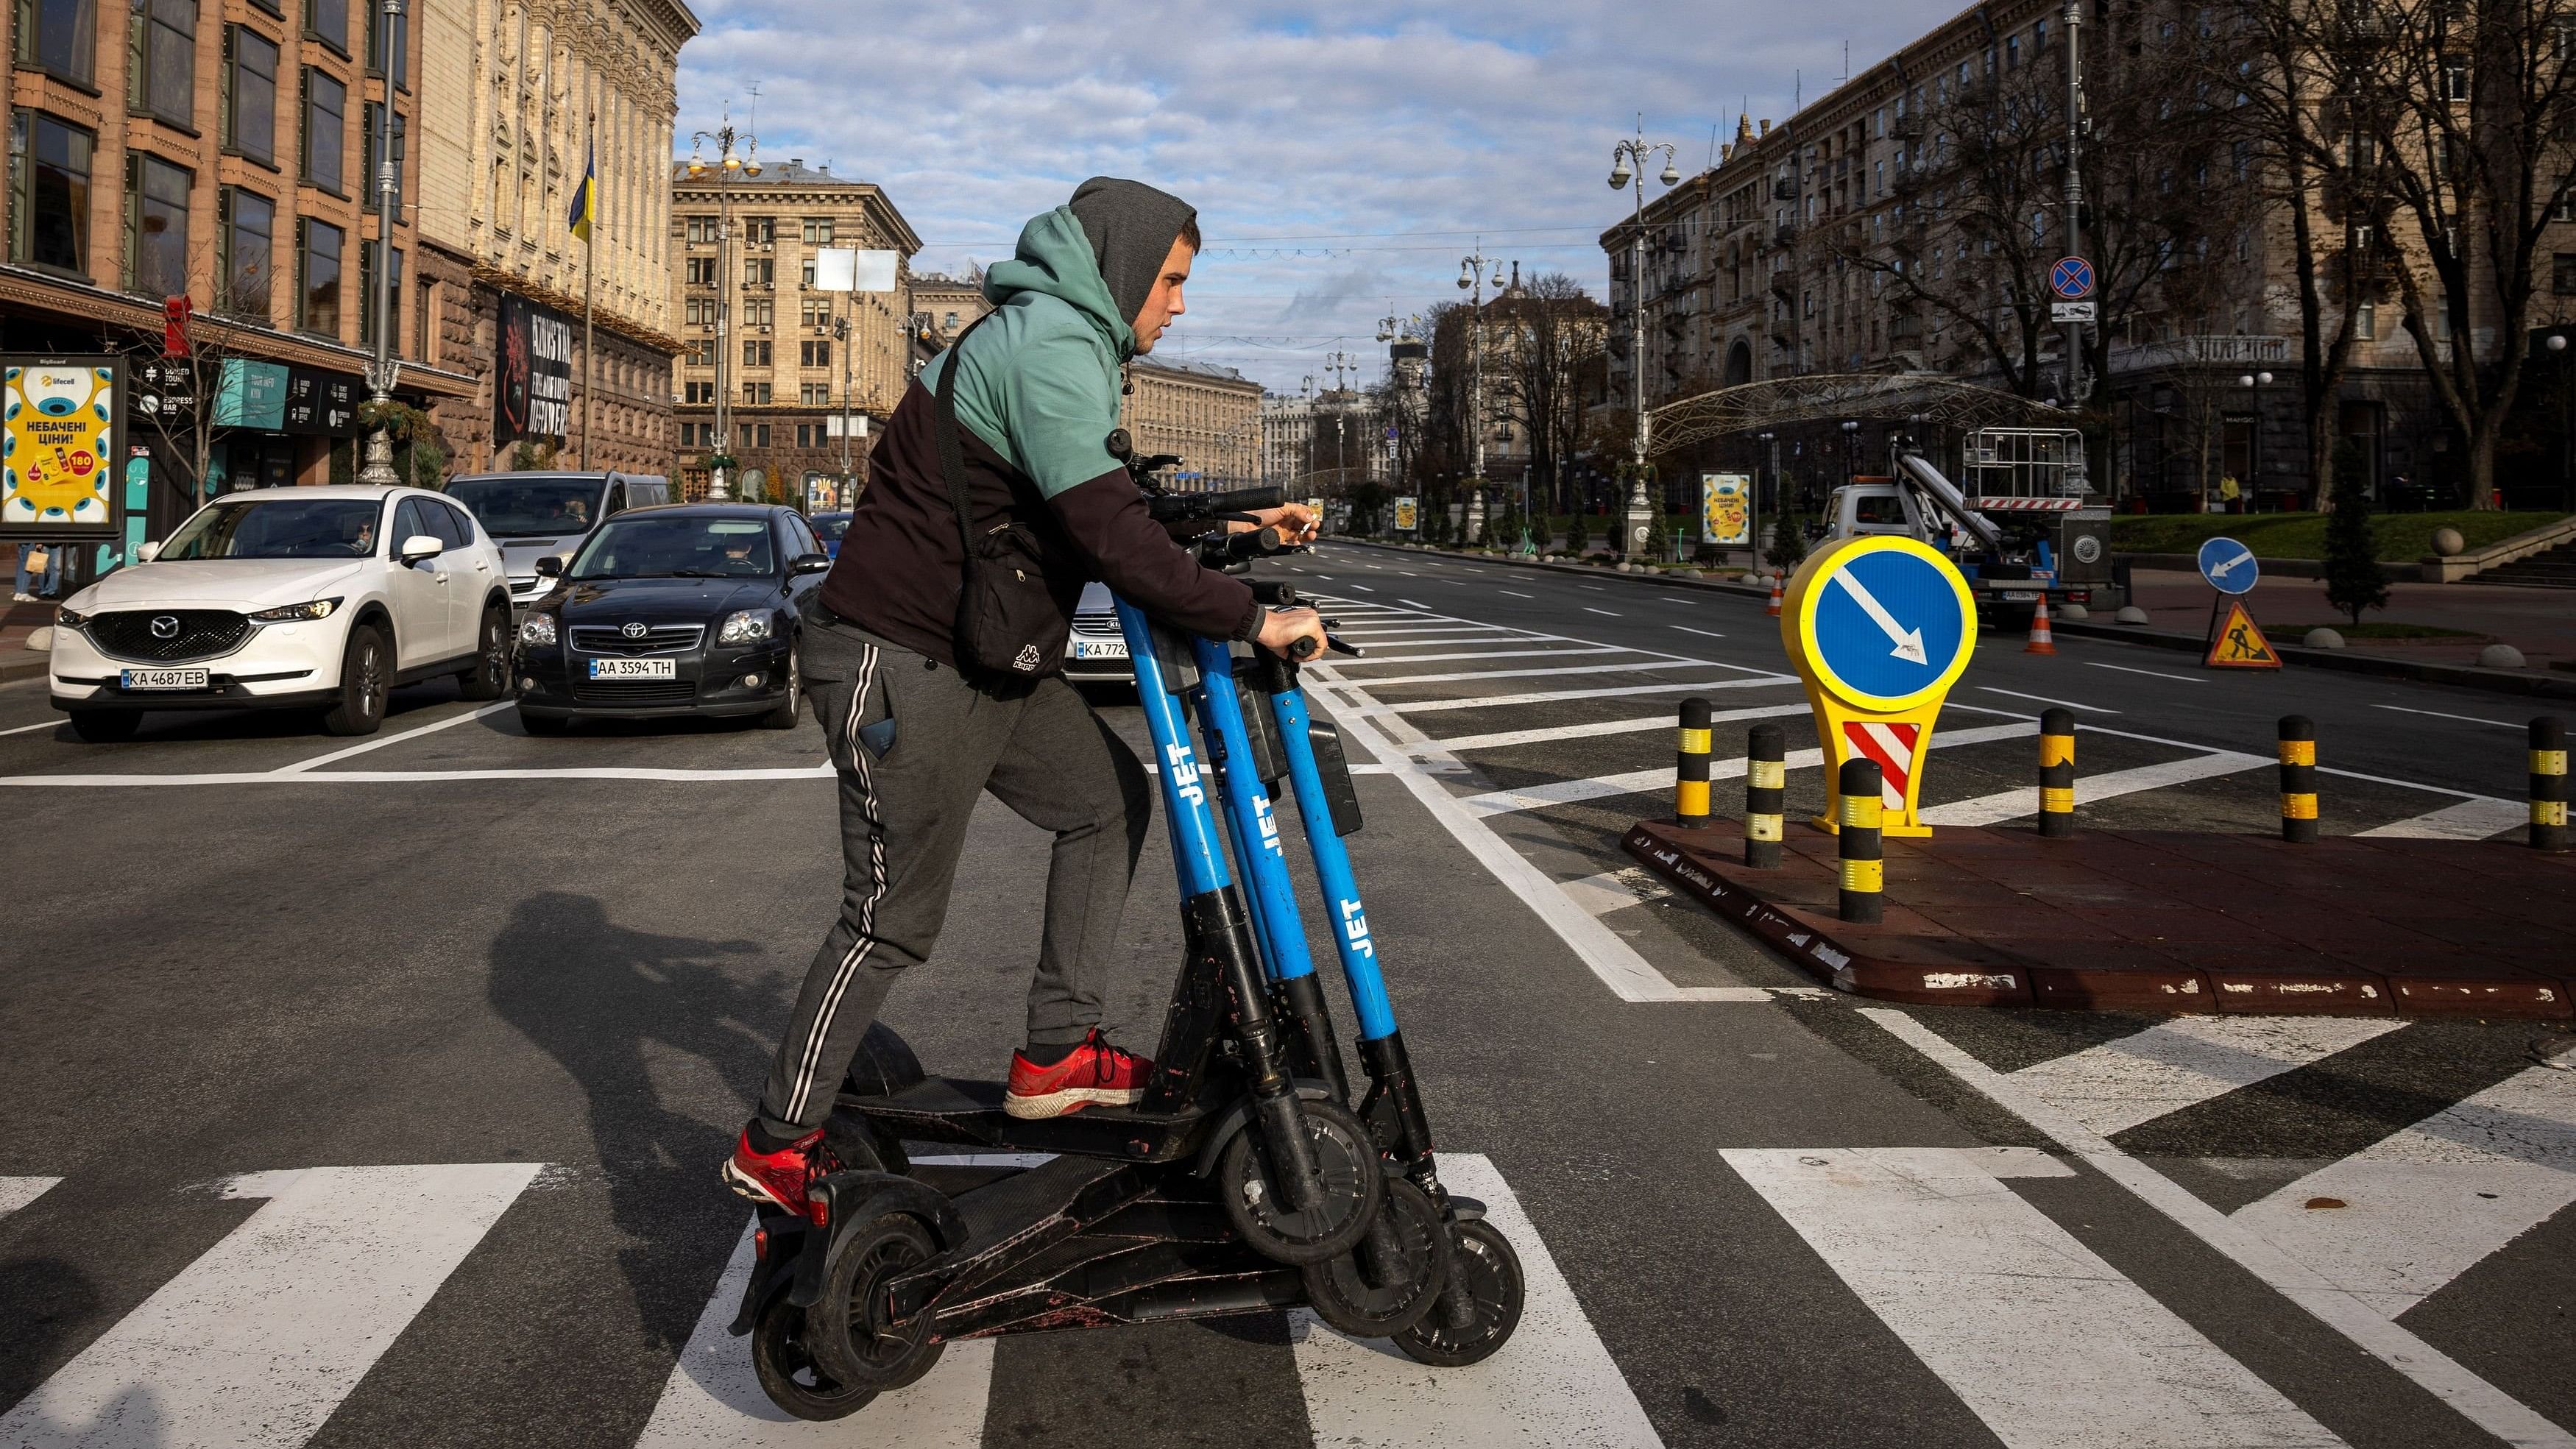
116, 236, 277, 514
1487, 274, 1608, 515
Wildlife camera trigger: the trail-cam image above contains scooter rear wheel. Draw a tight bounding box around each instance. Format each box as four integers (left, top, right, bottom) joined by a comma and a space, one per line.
1393, 1218, 1523, 1367
807, 1214, 946, 1393
1217, 1098, 1384, 1266
751, 1289, 876, 1420
1301, 1176, 1448, 1337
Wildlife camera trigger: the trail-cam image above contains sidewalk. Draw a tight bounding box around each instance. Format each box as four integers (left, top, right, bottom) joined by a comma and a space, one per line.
1625, 818, 2575, 1019
2123, 568, 2573, 671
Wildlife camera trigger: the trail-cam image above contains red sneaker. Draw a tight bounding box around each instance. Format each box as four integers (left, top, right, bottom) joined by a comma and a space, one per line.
1005, 1030, 1153, 1119
722, 1126, 833, 1220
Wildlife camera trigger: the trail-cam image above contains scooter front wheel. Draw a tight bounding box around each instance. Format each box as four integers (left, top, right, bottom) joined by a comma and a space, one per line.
751, 1289, 877, 1420
1301, 1176, 1449, 1337
807, 1214, 946, 1393
1393, 1218, 1524, 1367
1217, 1098, 1384, 1266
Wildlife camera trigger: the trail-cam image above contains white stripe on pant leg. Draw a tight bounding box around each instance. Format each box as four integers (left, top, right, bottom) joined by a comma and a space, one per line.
1292, 1153, 1665, 1448
785, 643, 888, 1124
633, 1217, 995, 1448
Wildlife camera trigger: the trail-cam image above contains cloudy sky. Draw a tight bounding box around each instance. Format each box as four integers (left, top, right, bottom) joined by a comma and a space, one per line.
674, 1, 1970, 393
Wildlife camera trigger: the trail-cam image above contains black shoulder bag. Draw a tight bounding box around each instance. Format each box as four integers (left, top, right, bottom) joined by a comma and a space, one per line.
933, 316, 1072, 680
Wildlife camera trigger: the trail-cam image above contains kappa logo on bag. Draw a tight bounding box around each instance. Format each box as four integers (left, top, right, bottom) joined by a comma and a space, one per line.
1012, 643, 1043, 673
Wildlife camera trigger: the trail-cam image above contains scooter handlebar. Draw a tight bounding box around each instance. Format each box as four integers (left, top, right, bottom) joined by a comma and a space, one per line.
1146, 485, 1286, 525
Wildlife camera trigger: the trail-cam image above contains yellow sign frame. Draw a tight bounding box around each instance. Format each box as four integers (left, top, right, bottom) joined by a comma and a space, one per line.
1780, 535, 1979, 837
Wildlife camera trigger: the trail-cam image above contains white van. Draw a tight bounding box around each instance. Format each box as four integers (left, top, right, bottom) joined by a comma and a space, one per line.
440, 470, 670, 609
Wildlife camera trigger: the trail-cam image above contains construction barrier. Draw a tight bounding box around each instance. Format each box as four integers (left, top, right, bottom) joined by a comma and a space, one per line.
2534, 715, 2568, 852
2278, 715, 2318, 844
1675, 697, 1712, 829
2038, 707, 2076, 837
2024, 596, 2058, 655
1745, 721, 1786, 868
1837, 757, 1884, 923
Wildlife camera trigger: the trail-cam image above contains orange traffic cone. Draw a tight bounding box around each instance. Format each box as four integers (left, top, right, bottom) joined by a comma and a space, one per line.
2025, 595, 2058, 655
1765, 572, 1784, 617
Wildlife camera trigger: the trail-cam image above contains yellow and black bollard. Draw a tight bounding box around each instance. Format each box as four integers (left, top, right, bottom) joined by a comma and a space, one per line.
2533, 716, 2568, 852
1838, 757, 1884, 923
2278, 715, 2318, 843
1744, 722, 1786, 868
2038, 707, 2076, 838
1675, 697, 1713, 829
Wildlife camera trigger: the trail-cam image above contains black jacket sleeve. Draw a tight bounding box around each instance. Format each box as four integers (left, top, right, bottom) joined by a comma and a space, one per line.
1048, 471, 1262, 641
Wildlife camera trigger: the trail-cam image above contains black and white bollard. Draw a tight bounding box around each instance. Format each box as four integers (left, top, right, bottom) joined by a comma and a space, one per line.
1744, 722, 1786, 868
1838, 757, 1884, 924
2038, 707, 2076, 838
2278, 715, 2319, 844
2533, 716, 2568, 852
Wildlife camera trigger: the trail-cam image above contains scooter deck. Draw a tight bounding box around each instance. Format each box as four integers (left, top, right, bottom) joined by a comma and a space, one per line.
837, 1076, 1217, 1162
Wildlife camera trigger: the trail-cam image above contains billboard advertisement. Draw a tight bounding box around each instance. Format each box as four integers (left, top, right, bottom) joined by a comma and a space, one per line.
495, 294, 573, 447
2, 357, 120, 536
1702, 472, 1752, 548
1393, 496, 1419, 532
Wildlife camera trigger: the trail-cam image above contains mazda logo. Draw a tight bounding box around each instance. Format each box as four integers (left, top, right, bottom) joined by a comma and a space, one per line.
620, 621, 648, 639
150, 615, 180, 640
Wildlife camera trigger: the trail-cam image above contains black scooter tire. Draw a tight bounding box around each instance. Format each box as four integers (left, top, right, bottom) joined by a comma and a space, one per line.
1393, 1218, 1524, 1367
806, 1214, 946, 1393
1217, 1097, 1384, 1266
751, 1288, 876, 1420
1300, 1177, 1448, 1338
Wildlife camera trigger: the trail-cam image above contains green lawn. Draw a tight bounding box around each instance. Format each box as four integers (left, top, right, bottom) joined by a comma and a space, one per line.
2106, 510, 2562, 562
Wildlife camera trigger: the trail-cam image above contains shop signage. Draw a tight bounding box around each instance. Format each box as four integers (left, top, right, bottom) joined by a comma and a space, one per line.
496, 294, 573, 446
281, 367, 358, 436
1, 355, 121, 537
214, 360, 291, 430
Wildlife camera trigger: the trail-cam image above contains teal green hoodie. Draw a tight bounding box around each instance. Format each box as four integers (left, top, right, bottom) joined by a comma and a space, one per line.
921, 206, 1131, 500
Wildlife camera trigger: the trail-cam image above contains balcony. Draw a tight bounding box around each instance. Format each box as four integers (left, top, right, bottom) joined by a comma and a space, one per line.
2106, 333, 2293, 375
1772, 221, 1801, 248
1893, 112, 1925, 140
1772, 176, 1798, 200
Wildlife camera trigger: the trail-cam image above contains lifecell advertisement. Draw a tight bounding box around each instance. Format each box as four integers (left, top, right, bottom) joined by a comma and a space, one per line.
2, 357, 119, 536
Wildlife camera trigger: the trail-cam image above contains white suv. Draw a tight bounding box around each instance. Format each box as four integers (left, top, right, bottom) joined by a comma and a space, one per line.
47, 485, 513, 741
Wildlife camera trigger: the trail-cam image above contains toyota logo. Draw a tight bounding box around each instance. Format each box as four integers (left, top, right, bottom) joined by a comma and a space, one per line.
620, 621, 648, 639
150, 615, 180, 640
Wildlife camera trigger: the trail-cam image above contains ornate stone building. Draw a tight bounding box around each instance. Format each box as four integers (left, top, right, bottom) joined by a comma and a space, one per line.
414, 0, 694, 475
1122, 358, 1261, 489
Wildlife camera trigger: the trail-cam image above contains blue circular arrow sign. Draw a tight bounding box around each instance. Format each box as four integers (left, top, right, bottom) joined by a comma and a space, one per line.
2197, 536, 2259, 595
1797, 539, 1978, 712
2050, 256, 2095, 299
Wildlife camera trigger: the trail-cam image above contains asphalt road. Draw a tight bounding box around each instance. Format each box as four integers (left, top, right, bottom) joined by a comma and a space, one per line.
0, 548, 2567, 1449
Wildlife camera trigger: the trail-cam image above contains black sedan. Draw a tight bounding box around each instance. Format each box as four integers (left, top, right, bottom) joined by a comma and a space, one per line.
511, 503, 832, 733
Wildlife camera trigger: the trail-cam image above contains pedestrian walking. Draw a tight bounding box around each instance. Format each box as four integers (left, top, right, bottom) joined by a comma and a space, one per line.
14, 540, 61, 602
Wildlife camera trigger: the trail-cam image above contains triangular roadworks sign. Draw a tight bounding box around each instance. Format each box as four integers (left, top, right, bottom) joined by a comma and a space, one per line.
2204, 598, 2281, 669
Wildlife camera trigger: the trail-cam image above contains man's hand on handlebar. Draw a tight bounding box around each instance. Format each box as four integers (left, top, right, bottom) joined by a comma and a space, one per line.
1227, 503, 1319, 548
1254, 605, 1328, 661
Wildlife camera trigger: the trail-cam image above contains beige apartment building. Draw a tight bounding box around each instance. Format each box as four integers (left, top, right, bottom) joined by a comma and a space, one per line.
1122, 358, 1261, 489
910, 273, 988, 353
414, 0, 696, 476
668, 160, 920, 500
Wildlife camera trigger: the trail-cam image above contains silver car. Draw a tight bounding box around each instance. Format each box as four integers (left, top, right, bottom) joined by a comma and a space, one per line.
1065, 581, 1133, 684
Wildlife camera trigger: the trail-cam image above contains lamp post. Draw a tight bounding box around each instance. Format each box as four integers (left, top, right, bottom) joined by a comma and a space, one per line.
2550, 335, 2572, 511
832, 313, 852, 495
686, 107, 760, 499
2237, 370, 2271, 511
355, 0, 406, 486
1610, 127, 1680, 559
1457, 247, 1500, 546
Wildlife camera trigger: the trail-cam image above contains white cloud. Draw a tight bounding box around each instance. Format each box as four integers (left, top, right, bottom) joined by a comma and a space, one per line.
676, 0, 1967, 391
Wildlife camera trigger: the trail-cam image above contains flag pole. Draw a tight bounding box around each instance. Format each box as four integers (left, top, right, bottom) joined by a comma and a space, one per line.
579, 114, 596, 470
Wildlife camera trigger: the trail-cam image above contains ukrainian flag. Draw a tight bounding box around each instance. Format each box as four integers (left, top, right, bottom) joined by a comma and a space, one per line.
568, 141, 595, 243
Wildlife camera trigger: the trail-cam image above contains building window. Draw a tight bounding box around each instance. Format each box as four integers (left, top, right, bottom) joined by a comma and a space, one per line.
684, 214, 717, 244
742, 340, 771, 367
297, 215, 342, 334
740, 383, 772, 406
743, 258, 773, 287
223, 27, 278, 163
302, 68, 345, 191
365, 0, 405, 82
743, 297, 772, 327
743, 216, 774, 244
799, 297, 829, 327
801, 339, 830, 368
218, 185, 273, 315
129, 0, 198, 126
684, 380, 714, 404
16, 0, 96, 85
124, 152, 191, 296
684, 297, 712, 326
801, 383, 829, 405
10, 110, 94, 276
360, 103, 403, 210
414, 277, 432, 360
2352, 300, 2375, 339
2442, 59, 2470, 102
799, 258, 815, 288
357, 239, 400, 345
686, 256, 716, 286
304, 0, 344, 53
801, 217, 832, 245
943, 310, 958, 328
2556, 180, 2576, 224
684, 339, 712, 366
2555, 255, 2576, 296
756, 424, 771, 447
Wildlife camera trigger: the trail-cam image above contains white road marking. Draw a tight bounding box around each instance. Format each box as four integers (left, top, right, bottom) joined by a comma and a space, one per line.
1398, 598, 1430, 608
2374, 704, 2522, 730
0, 718, 61, 737
1671, 625, 1726, 640
1351, 636, 1531, 650
0, 1176, 61, 1217
634, 1219, 995, 1448
1349, 584, 1376, 592
1499, 589, 1535, 598
1726, 1146, 2342, 1449
0, 1163, 539, 1449
273, 700, 517, 773
1328, 623, 1510, 635
0, 764, 836, 787
1557, 868, 1673, 916
2006, 1017, 2407, 1138
1349, 659, 1788, 689
1977, 686, 2118, 714
1293, 1154, 1666, 1449
2357, 796, 2529, 840
2087, 662, 2205, 684
1335, 646, 1624, 667
2231, 1065, 2576, 1318
1460, 721, 2037, 818
1384, 679, 1795, 715
1580, 585, 1603, 591
1584, 606, 1621, 617
1917, 750, 2267, 826
1861, 1009, 2576, 1449
1434, 702, 1810, 753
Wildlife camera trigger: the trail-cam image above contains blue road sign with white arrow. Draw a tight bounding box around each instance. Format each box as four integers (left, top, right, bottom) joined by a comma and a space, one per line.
1805, 543, 1976, 709
2197, 536, 2259, 595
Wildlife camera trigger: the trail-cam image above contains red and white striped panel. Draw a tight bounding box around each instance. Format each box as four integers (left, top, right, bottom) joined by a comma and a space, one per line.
1842, 720, 1919, 809
1969, 497, 2087, 511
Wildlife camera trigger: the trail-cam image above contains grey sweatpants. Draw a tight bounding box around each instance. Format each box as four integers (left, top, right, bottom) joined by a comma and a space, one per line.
755, 617, 1153, 1136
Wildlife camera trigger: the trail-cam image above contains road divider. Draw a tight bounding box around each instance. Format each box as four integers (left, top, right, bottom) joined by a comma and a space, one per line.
2535, 716, 2568, 851
1837, 759, 1884, 924
2279, 715, 2319, 844
1745, 723, 1786, 868
2039, 708, 2076, 837
1674, 697, 1711, 829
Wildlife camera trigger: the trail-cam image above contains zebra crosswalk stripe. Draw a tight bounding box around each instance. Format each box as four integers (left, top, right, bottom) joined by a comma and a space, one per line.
0, 1176, 61, 1218
2005, 1016, 2407, 1138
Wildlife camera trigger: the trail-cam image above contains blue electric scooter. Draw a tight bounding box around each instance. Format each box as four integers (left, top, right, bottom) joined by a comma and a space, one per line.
735, 466, 1519, 1420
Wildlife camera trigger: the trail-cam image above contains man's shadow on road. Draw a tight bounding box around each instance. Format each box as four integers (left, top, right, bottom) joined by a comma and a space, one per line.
484, 892, 784, 1353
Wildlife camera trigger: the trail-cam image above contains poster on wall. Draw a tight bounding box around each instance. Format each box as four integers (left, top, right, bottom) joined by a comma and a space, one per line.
1701, 472, 1751, 547
214, 359, 290, 429
1, 356, 121, 537
495, 294, 573, 447
1393, 496, 1420, 532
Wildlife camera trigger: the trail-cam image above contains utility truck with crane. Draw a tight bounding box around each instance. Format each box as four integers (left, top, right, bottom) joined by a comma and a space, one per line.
1822, 425, 2113, 631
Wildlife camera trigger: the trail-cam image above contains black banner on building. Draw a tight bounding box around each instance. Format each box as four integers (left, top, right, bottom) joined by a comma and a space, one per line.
495, 294, 573, 447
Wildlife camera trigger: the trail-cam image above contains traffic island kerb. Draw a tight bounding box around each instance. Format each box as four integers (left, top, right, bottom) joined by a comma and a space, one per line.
1623, 817, 2576, 1019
